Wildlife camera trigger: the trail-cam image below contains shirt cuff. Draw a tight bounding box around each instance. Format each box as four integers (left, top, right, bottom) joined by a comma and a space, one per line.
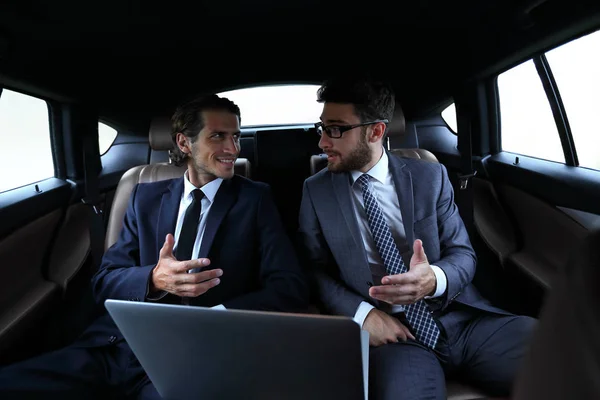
353, 301, 375, 328
211, 304, 226, 310
425, 265, 447, 299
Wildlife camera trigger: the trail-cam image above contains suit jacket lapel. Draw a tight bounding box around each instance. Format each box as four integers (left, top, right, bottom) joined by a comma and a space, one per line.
388, 153, 415, 247
157, 178, 184, 255
197, 178, 237, 259
332, 172, 367, 255
331, 172, 372, 287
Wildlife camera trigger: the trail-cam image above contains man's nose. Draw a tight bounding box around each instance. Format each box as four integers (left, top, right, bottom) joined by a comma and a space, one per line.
224, 136, 239, 154
318, 133, 330, 150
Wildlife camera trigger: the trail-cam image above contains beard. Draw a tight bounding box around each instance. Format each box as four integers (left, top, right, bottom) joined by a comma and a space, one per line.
327, 132, 371, 173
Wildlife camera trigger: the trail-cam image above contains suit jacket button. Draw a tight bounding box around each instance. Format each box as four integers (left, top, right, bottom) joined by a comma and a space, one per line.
108, 335, 117, 344
367, 282, 373, 287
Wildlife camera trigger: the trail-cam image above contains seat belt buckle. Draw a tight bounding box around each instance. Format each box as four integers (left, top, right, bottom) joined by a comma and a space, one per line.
81, 197, 103, 215
458, 171, 477, 190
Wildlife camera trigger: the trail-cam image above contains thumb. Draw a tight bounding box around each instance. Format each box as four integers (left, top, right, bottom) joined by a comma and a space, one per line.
411, 239, 428, 265
159, 234, 175, 259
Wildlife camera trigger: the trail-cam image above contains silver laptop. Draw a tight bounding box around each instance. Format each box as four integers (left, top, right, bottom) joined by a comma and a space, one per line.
105, 299, 369, 400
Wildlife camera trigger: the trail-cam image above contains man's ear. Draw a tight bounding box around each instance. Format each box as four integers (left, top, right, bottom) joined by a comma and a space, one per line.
176, 133, 190, 154
368, 122, 386, 143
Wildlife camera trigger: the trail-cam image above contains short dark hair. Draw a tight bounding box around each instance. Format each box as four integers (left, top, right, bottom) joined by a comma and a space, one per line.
170, 94, 241, 166
316, 77, 395, 124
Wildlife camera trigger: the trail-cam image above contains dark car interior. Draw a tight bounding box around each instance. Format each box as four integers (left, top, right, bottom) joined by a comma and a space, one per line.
1, 0, 600, 398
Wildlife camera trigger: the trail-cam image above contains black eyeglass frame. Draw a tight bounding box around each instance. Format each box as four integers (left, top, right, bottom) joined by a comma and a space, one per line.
314, 119, 389, 138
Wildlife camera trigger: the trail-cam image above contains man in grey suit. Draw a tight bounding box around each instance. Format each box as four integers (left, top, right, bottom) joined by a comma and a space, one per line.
298, 77, 536, 400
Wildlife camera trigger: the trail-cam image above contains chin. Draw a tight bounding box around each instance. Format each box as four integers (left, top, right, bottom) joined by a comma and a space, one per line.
216, 169, 235, 180
327, 161, 347, 173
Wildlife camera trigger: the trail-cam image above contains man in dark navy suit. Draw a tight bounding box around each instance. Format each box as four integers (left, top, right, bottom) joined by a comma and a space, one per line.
0, 95, 309, 399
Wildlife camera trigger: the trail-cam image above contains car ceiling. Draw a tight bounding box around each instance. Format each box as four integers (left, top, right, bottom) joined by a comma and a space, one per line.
0, 0, 599, 127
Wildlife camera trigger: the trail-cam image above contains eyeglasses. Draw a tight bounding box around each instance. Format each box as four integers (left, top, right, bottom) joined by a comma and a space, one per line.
314, 119, 389, 139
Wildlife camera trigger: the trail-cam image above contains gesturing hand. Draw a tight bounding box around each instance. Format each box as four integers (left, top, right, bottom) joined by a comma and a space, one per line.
150, 234, 223, 297
369, 239, 436, 305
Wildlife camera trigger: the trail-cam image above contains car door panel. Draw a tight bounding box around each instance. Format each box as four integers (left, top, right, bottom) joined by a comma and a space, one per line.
471, 153, 600, 315
0, 206, 62, 365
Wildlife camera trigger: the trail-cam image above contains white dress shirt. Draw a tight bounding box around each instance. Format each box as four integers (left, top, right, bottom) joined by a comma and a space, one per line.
350, 151, 447, 327
148, 172, 226, 309
173, 171, 223, 260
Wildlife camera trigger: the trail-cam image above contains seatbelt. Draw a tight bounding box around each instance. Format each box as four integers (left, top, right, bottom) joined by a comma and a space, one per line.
81, 123, 105, 270
455, 97, 477, 234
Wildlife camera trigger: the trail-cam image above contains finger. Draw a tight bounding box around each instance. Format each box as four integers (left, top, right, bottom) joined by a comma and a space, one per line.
399, 323, 416, 340
369, 292, 417, 305
173, 269, 223, 285
370, 284, 417, 297
188, 268, 223, 284
370, 295, 397, 305
159, 234, 175, 259
395, 330, 408, 342
177, 278, 221, 297
412, 239, 428, 264
176, 258, 211, 273
381, 273, 416, 286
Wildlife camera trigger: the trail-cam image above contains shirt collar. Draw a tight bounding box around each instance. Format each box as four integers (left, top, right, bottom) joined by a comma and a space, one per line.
350, 150, 389, 185
183, 170, 224, 203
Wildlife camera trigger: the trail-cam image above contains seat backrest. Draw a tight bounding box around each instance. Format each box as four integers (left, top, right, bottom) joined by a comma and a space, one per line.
104, 116, 251, 251
386, 101, 437, 162
309, 103, 438, 175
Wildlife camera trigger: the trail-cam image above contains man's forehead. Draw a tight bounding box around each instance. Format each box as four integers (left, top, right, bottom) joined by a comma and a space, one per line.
320, 103, 359, 123
201, 110, 240, 130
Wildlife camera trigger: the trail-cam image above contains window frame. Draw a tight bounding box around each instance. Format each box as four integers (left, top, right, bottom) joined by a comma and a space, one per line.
532, 54, 578, 166
493, 30, 600, 168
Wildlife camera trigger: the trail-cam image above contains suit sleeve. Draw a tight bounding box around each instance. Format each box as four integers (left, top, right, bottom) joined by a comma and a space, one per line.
433, 163, 477, 309
91, 184, 157, 303
297, 181, 368, 317
223, 185, 309, 312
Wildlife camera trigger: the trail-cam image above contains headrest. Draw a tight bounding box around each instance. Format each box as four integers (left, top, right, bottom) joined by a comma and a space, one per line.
310, 153, 328, 175
389, 148, 438, 163
234, 158, 252, 178
389, 123, 419, 149
386, 101, 406, 139
148, 115, 173, 151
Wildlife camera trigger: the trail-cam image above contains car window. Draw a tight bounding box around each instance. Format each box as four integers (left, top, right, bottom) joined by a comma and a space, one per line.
441, 102, 457, 133
0, 89, 52, 193
545, 29, 600, 171
217, 85, 322, 127
498, 59, 565, 163
99, 122, 117, 155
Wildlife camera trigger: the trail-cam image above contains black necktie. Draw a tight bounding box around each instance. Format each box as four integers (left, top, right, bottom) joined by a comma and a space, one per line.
175, 188, 204, 261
